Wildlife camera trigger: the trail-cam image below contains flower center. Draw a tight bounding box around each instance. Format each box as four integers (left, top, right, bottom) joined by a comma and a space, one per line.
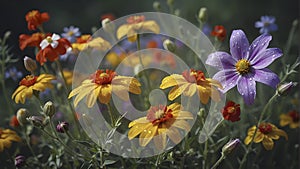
90, 69, 116, 85
288, 111, 299, 122
127, 15, 145, 24
227, 107, 236, 114
46, 36, 53, 43
258, 123, 273, 134
76, 35, 91, 43
236, 59, 251, 75
28, 10, 38, 18
19, 75, 38, 87
68, 31, 74, 36
182, 69, 206, 85
264, 22, 270, 27
147, 105, 173, 125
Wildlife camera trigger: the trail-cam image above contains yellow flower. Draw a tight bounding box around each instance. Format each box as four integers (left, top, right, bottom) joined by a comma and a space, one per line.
106, 52, 126, 67
160, 69, 222, 104
0, 128, 21, 152
244, 123, 288, 150
117, 15, 160, 42
62, 70, 73, 85
128, 103, 193, 149
279, 110, 300, 128
12, 74, 55, 104
68, 69, 141, 107
72, 35, 111, 51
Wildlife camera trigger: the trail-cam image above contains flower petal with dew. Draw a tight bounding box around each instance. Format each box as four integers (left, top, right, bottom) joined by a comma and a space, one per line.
25, 10, 49, 30
206, 30, 282, 105
68, 69, 141, 107
280, 110, 300, 129
0, 128, 21, 152
128, 103, 193, 149
12, 74, 55, 104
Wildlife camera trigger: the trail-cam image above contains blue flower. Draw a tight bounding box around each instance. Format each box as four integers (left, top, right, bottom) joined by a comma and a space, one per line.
61, 26, 81, 43
5, 67, 23, 81
255, 16, 278, 34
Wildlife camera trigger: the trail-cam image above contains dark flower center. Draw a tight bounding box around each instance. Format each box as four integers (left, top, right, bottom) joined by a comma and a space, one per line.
236, 59, 251, 75
288, 111, 299, 122
259, 123, 273, 134
147, 105, 173, 125
182, 69, 206, 85
19, 75, 38, 87
90, 69, 116, 85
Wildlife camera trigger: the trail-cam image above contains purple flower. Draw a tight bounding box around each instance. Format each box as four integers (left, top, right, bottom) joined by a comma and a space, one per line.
61, 26, 81, 43
206, 30, 282, 105
56, 121, 69, 133
255, 16, 278, 34
15, 155, 26, 168
5, 67, 23, 81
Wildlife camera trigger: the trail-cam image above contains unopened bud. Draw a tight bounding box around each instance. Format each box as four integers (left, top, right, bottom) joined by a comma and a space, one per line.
163, 39, 176, 52
15, 155, 26, 168
24, 56, 37, 73
198, 7, 208, 23
43, 101, 55, 117
153, 1, 161, 11
16, 108, 29, 126
277, 82, 297, 96
174, 9, 180, 16
167, 0, 174, 6
222, 138, 240, 156
56, 121, 69, 133
102, 18, 115, 33
27, 116, 45, 128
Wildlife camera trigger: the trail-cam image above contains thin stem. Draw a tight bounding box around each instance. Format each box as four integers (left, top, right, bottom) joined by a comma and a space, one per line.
211, 153, 226, 169
283, 19, 298, 65
107, 103, 115, 126
23, 128, 40, 163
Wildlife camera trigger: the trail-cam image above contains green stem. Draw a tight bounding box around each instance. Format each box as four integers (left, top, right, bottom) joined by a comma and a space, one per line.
211, 153, 226, 169
107, 103, 115, 126
23, 128, 40, 163
283, 19, 298, 65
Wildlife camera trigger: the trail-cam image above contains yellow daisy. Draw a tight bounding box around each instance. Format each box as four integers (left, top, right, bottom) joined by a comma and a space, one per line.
68, 69, 141, 107
160, 69, 222, 104
116, 15, 160, 42
244, 123, 288, 150
0, 128, 21, 152
279, 110, 300, 128
128, 103, 193, 149
72, 35, 111, 51
12, 74, 55, 104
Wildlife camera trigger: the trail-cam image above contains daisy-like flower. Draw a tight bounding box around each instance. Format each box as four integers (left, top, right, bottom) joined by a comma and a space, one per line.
221, 101, 240, 122
68, 69, 141, 107
244, 123, 288, 150
5, 67, 23, 82
61, 26, 81, 43
279, 110, 300, 128
36, 33, 71, 65
128, 103, 193, 149
19, 33, 46, 50
211, 25, 226, 41
206, 30, 282, 105
25, 10, 49, 30
12, 74, 55, 104
72, 35, 111, 52
0, 128, 21, 152
117, 15, 160, 42
160, 69, 222, 104
255, 16, 278, 34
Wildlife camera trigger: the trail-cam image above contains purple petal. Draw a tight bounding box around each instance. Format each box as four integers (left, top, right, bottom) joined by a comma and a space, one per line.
248, 34, 272, 61
255, 21, 264, 28
251, 48, 282, 69
253, 68, 280, 88
237, 76, 256, 105
213, 69, 240, 93
206, 52, 236, 70
230, 30, 249, 60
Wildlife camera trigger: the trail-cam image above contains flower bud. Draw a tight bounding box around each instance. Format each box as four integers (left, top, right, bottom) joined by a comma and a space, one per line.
221, 138, 240, 156
16, 108, 29, 126
56, 121, 69, 133
27, 116, 45, 128
198, 7, 208, 23
24, 56, 37, 73
277, 82, 297, 96
167, 0, 174, 6
153, 1, 161, 11
102, 18, 115, 33
163, 39, 176, 52
15, 155, 26, 168
43, 101, 56, 117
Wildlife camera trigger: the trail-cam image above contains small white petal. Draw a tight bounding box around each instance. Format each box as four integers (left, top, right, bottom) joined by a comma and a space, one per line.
40, 39, 49, 49
52, 33, 61, 40
51, 41, 59, 48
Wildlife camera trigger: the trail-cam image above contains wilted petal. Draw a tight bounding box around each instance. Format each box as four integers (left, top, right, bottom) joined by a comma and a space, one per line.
230, 30, 249, 60
237, 76, 256, 105
248, 34, 272, 61
251, 48, 282, 69
253, 68, 279, 88
206, 52, 236, 70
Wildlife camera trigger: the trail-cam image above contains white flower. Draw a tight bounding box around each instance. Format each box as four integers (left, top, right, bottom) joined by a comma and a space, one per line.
40, 33, 61, 49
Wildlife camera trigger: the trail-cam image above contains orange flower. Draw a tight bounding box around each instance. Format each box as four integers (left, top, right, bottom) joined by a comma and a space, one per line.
36, 34, 71, 65
211, 25, 226, 41
279, 110, 300, 128
19, 33, 46, 50
72, 35, 111, 52
25, 10, 49, 30
221, 101, 240, 122
0, 128, 21, 152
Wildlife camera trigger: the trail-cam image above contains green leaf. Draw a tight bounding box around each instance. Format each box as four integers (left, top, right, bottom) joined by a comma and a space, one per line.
102, 160, 117, 167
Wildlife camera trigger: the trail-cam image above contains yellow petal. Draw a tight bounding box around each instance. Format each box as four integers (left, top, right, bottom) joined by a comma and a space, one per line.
183, 83, 197, 97
160, 74, 186, 89
153, 127, 167, 150
247, 126, 257, 135
253, 132, 264, 143
12, 86, 27, 99
117, 24, 131, 39
166, 127, 181, 144
262, 137, 274, 150
176, 111, 194, 120
98, 85, 112, 104
168, 83, 189, 101
171, 120, 191, 131
273, 128, 288, 140
141, 21, 160, 34
113, 76, 141, 86
73, 85, 96, 107
128, 117, 148, 128
0, 142, 4, 152
128, 120, 151, 140
290, 122, 300, 129
279, 114, 292, 127
86, 86, 101, 108
198, 86, 210, 104
139, 124, 158, 147
167, 102, 181, 111
244, 136, 253, 145
112, 85, 130, 101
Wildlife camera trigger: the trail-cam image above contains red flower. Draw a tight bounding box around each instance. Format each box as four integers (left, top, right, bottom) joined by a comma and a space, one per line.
10, 116, 20, 127
211, 25, 226, 41
221, 101, 240, 122
36, 34, 71, 65
101, 13, 115, 21
25, 10, 49, 30
19, 33, 47, 50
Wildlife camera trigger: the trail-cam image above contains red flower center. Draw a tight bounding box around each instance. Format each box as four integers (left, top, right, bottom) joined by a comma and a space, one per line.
259, 123, 273, 134
221, 101, 241, 122
19, 75, 38, 87
182, 69, 206, 85
288, 111, 299, 122
90, 69, 116, 85
147, 105, 173, 125
126, 15, 145, 24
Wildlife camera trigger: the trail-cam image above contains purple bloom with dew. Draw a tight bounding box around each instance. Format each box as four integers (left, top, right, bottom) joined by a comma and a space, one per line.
5, 67, 23, 81
206, 30, 282, 105
255, 16, 278, 34
61, 26, 81, 43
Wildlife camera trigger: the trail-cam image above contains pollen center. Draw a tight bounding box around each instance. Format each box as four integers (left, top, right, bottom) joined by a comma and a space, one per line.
90, 70, 116, 85
236, 59, 251, 75
182, 69, 206, 85
19, 75, 38, 87
46, 36, 53, 43
259, 123, 273, 134
147, 105, 173, 125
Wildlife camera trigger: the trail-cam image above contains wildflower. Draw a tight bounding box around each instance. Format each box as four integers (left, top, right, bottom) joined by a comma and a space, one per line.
10, 116, 20, 127
106, 52, 126, 67
12, 74, 55, 104
62, 70, 73, 85
244, 123, 288, 150
5, 67, 23, 81
16, 108, 29, 125
160, 69, 222, 104
36, 33, 71, 65
24, 56, 37, 73
19, 33, 46, 50
128, 103, 193, 149
222, 138, 240, 156
100, 13, 115, 21
211, 25, 226, 41
72, 35, 111, 51
68, 69, 141, 107
27, 116, 45, 127
280, 110, 300, 128
43, 101, 56, 117
255, 16, 278, 34
25, 10, 49, 30
277, 82, 297, 96
117, 15, 160, 42
221, 101, 240, 122
61, 26, 81, 43
206, 30, 282, 105
0, 128, 21, 152
15, 155, 26, 168
56, 121, 69, 133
